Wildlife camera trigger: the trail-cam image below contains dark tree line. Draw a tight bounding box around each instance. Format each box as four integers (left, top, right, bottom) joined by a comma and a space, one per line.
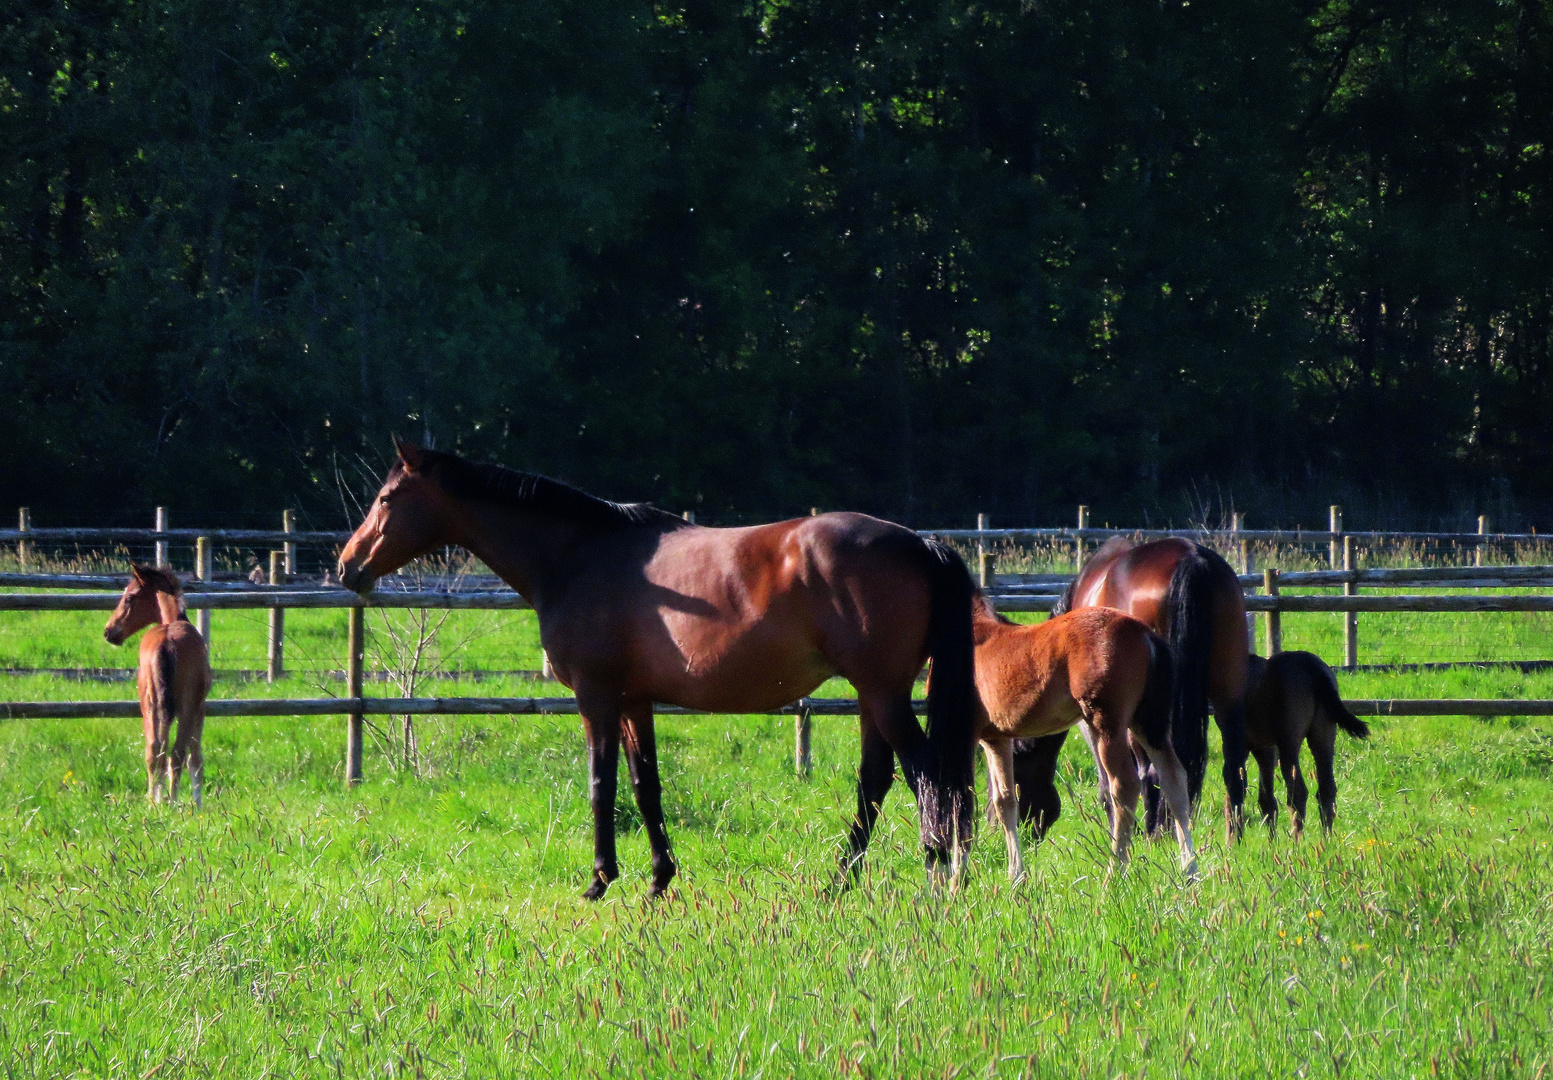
3, 0, 1551, 528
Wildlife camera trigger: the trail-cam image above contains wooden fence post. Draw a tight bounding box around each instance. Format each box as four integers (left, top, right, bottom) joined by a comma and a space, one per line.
282, 509, 296, 577
154, 507, 169, 569
795, 704, 812, 777
811, 507, 819, 517
267, 550, 285, 682
16, 508, 29, 572
976, 513, 991, 587
1075, 505, 1090, 568
683, 511, 695, 524
195, 536, 212, 643
1329, 505, 1343, 569
346, 604, 364, 786
1343, 535, 1357, 670
1477, 515, 1489, 568
980, 552, 997, 591
1263, 568, 1282, 656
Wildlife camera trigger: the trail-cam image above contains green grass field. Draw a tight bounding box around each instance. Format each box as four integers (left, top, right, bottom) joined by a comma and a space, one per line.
1, 569, 1551, 1076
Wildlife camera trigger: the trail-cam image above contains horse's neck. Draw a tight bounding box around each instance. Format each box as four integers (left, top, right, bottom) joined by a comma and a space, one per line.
155, 592, 185, 624
970, 594, 1010, 644
456, 504, 600, 602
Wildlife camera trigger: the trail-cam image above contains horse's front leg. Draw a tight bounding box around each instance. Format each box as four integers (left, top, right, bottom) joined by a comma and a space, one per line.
981, 738, 1025, 884
578, 699, 622, 900
621, 704, 676, 898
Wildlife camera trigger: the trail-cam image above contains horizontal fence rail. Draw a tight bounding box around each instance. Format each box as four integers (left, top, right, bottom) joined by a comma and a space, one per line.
4, 696, 1551, 721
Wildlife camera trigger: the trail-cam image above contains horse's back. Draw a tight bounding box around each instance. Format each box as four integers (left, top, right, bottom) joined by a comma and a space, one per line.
138, 621, 211, 711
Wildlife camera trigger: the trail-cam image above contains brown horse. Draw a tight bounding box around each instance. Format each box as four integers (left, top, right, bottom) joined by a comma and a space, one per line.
337, 439, 978, 898
1011, 537, 1250, 840
103, 565, 213, 807
1246, 651, 1369, 836
971, 595, 1196, 880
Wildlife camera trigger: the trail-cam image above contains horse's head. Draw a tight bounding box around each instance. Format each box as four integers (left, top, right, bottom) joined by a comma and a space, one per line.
338, 437, 458, 595
104, 564, 180, 645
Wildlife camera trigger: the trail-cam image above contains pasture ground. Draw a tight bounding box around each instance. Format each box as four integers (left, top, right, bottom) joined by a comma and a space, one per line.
0, 600, 1551, 1077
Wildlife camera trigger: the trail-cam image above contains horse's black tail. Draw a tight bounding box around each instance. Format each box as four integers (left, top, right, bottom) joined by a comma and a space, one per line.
922, 538, 977, 851
1312, 659, 1370, 739
1162, 542, 1239, 802
1134, 631, 1175, 753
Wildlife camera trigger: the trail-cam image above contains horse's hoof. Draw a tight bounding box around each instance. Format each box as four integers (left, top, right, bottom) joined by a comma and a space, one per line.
582, 875, 613, 901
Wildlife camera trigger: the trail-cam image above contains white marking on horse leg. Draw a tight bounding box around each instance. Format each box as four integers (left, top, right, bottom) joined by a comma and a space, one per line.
982, 739, 1025, 884
1140, 740, 1198, 879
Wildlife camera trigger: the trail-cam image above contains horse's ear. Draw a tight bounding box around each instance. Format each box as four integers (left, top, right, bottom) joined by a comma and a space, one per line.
129, 563, 148, 583
392, 433, 425, 471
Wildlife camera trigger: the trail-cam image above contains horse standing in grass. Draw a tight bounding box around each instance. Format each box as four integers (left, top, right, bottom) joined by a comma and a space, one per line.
103, 565, 212, 807
1245, 651, 1370, 836
1010, 537, 1251, 841
970, 595, 1196, 880
337, 439, 978, 899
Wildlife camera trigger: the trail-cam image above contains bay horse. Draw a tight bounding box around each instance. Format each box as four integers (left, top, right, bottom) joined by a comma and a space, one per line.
1010, 537, 1250, 841
971, 595, 1196, 880
337, 439, 978, 899
1245, 651, 1369, 836
103, 565, 213, 807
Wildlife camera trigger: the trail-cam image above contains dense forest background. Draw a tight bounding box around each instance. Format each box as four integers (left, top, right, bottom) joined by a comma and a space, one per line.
3, 0, 1550, 529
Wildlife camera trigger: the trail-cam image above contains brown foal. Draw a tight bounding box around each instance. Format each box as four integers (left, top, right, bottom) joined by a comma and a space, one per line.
337, 439, 978, 898
971, 595, 1197, 880
103, 565, 213, 807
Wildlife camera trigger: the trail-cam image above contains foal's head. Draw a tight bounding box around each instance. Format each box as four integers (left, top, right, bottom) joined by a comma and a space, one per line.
338, 437, 460, 595
103, 564, 184, 645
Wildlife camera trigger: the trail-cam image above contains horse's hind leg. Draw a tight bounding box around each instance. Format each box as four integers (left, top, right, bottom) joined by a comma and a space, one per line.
1252, 746, 1280, 836
621, 705, 676, 898
1077, 723, 1113, 826
838, 715, 899, 887
184, 710, 206, 810
1307, 724, 1338, 833
142, 712, 165, 804
1135, 736, 1198, 878
1215, 696, 1250, 842
1089, 719, 1140, 872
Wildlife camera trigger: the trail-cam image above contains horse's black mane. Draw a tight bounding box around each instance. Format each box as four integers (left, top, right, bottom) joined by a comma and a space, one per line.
419, 451, 686, 531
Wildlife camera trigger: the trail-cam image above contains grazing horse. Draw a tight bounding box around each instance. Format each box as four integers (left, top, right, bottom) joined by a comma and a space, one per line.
337, 439, 977, 898
103, 565, 212, 807
1010, 537, 1250, 840
971, 595, 1196, 880
1245, 651, 1369, 836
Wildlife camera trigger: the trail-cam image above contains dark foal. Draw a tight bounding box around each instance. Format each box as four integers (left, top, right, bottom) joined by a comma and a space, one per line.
103, 565, 213, 807
1245, 651, 1370, 835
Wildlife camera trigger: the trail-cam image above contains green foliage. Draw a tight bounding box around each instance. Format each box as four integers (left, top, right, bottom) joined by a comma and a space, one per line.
3, 1, 1552, 526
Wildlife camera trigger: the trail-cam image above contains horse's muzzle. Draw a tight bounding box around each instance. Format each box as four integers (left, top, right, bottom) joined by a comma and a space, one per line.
103, 628, 124, 647
338, 564, 374, 596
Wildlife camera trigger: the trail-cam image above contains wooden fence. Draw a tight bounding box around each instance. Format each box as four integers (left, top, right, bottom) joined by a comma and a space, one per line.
3, 566, 1553, 784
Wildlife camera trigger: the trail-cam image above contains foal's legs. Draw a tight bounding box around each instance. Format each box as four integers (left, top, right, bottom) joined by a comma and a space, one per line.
981, 738, 1025, 883
1278, 738, 1310, 837
1077, 722, 1113, 824
1133, 734, 1198, 877
1252, 745, 1280, 835
577, 697, 623, 900
1306, 723, 1339, 833
1087, 716, 1141, 870
621, 705, 676, 897
142, 712, 168, 804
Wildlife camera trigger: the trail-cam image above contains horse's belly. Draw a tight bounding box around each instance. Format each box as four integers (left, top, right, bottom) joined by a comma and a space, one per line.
641, 626, 835, 712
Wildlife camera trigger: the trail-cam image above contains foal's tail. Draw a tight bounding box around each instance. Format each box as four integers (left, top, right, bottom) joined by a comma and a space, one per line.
922, 538, 977, 850
149, 645, 177, 738
1313, 660, 1370, 739
1161, 543, 1239, 802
